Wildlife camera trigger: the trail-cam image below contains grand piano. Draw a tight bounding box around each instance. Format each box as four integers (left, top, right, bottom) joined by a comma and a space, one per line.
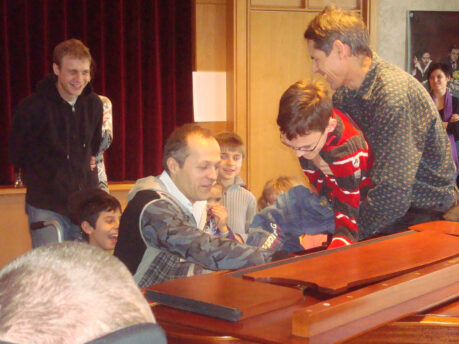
147, 221, 459, 344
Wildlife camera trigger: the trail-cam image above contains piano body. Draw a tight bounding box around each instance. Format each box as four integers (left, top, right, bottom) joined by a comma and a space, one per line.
147, 222, 459, 344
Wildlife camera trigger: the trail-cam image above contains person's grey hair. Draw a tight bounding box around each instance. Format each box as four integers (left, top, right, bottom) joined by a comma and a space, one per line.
304, 5, 372, 58
162, 123, 213, 173
0, 242, 155, 344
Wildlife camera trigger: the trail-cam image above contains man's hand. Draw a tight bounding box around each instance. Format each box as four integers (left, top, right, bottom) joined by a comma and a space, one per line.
90, 156, 96, 171
208, 204, 228, 233
450, 114, 459, 122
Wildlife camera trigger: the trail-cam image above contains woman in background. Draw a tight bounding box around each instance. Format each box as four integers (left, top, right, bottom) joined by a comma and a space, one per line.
427, 62, 459, 174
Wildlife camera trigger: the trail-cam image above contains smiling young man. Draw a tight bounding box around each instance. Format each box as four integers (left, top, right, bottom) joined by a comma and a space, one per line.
304, 6, 457, 238
277, 80, 373, 249
114, 124, 287, 287
9, 39, 103, 247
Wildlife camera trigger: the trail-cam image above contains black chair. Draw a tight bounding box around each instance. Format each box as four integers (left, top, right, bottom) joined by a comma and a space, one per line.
0, 323, 167, 344
86, 323, 167, 344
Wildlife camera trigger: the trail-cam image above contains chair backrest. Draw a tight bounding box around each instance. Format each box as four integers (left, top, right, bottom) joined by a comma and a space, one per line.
0, 323, 167, 344
30, 220, 64, 246
85, 323, 167, 344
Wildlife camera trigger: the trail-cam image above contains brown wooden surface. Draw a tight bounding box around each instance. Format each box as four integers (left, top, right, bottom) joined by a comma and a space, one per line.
242, 230, 459, 294
147, 272, 303, 321
409, 220, 459, 236
154, 298, 459, 344
293, 260, 459, 343
152, 228, 459, 344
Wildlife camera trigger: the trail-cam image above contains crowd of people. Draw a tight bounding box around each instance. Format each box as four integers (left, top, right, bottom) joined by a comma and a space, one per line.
2, 5, 459, 343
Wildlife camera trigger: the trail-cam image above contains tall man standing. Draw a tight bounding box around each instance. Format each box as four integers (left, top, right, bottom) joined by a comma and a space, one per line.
304, 6, 456, 239
9, 39, 103, 247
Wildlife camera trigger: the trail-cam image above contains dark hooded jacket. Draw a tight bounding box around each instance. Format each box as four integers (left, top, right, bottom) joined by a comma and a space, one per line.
9, 74, 103, 215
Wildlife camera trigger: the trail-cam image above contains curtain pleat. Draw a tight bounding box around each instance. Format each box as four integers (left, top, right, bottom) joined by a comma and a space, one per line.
0, 0, 193, 185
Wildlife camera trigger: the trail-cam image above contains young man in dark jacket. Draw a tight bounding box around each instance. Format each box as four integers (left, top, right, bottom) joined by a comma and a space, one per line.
9, 39, 103, 247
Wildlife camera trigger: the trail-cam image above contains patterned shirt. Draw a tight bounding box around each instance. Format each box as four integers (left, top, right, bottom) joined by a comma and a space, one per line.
300, 109, 373, 246
333, 54, 456, 238
116, 174, 274, 287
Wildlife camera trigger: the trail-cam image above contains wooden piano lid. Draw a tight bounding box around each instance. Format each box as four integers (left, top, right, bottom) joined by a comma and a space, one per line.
241, 230, 459, 294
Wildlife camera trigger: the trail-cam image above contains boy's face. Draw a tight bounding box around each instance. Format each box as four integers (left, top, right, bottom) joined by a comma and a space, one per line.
83, 209, 121, 251
207, 185, 223, 209
281, 130, 327, 160
281, 118, 336, 160
218, 148, 243, 182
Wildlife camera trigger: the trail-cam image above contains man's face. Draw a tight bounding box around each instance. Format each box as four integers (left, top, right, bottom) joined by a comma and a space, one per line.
85, 209, 121, 251
307, 40, 345, 90
450, 49, 459, 63
218, 149, 243, 183
53, 55, 91, 102
421, 53, 431, 67
281, 130, 328, 160
170, 135, 221, 203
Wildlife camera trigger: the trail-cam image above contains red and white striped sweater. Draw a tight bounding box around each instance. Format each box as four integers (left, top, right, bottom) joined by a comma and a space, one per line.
300, 109, 374, 249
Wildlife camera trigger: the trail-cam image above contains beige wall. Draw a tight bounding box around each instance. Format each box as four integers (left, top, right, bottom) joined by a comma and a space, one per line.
377, 0, 459, 69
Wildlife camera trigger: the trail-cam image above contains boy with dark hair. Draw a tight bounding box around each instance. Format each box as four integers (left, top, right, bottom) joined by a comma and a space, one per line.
215, 132, 257, 243
68, 188, 121, 251
277, 80, 373, 249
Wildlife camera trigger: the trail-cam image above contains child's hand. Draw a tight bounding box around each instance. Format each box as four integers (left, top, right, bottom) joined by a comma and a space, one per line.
209, 204, 228, 232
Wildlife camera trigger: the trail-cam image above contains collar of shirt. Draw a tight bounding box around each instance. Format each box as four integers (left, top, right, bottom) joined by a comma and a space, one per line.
158, 171, 207, 229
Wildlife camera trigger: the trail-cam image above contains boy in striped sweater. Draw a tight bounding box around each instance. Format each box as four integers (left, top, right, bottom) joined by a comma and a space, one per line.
277, 80, 373, 249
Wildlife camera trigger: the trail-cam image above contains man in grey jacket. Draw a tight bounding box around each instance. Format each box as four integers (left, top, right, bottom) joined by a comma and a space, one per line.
114, 124, 287, 287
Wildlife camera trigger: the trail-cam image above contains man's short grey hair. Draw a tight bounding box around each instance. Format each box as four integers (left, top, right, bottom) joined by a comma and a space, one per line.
0, 242, 155, 344
162, 123, 213, 173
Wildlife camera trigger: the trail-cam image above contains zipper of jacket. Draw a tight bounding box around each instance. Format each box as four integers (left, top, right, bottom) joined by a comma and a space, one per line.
65, 104, 75, 160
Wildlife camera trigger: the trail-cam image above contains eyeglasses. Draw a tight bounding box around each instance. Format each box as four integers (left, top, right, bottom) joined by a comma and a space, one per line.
280, 132, 324, 152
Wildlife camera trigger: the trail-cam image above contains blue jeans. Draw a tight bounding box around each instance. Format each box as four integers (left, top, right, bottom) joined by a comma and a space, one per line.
26, 203, 82, 248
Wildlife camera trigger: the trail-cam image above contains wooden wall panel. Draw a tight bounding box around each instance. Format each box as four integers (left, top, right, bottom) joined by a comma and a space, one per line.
250, 0, 304, 8
195, 1, 227, 71
247, 10, 316, 197
308, 0, 360, 10
194, 1, 232, 137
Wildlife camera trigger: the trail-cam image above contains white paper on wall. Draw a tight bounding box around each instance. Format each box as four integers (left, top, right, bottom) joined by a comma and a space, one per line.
192, 71, 227, 122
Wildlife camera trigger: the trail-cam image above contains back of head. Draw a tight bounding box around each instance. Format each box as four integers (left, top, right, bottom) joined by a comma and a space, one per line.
304, 5, 372, 58
258, 176, 302, 210
162, 123, 213, 173
215, 131, 246, 157
277, 80, 332, 140
0, 242, 155, 344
